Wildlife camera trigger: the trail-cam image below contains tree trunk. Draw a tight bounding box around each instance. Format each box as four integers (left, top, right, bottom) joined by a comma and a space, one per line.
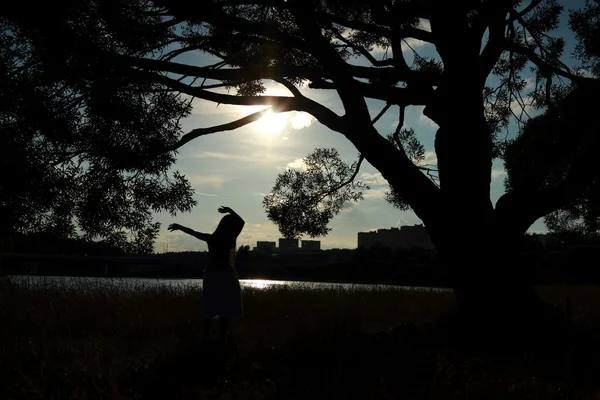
433, 227, 550, 326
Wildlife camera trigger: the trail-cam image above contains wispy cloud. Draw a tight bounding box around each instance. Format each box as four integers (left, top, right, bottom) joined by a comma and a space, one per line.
195, 192, 218, 197
187, 174, 225, 188
190, 151, 290, 164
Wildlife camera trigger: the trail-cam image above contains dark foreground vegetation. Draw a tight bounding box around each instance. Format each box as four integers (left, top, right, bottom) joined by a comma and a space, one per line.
1, 278, 600, 400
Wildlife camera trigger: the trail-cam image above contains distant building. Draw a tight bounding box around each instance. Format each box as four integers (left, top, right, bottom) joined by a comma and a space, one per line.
399, 224, 434, 249
357, 224, 434, 250
255, 241, 276, 254
301, 240, 321, 251
278, 238, 299, 253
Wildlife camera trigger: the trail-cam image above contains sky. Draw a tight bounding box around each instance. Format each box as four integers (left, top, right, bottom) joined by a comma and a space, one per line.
154, 0, 587, 253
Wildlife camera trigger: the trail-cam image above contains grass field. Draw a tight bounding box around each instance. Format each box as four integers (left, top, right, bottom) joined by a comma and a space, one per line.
1, 277, 599, 399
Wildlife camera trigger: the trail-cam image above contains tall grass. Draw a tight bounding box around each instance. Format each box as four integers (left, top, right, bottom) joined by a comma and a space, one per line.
1, 277, 599, 399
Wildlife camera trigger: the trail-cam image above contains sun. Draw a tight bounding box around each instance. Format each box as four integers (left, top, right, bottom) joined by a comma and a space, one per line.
253, 109, 288, 135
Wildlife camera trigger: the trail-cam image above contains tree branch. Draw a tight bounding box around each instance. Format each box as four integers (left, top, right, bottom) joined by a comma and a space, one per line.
371, 102, 392, 125
308, 78, 434, 106
313, 154, 366, 205
331, 29, 395, 67
319, 11, 434, 44
393, 105, 406, 148
506, 0, 544, 24
168, 108, 271, 150
167, 5, 318, 55
311, 101, 393, 202
275, 78, 303, 97
507, 42, 596, 84
116, 52, 441, 87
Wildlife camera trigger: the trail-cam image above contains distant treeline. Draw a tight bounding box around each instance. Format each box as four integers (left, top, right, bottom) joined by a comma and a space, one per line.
7, 232, 129, 256
2, 233, 600, 286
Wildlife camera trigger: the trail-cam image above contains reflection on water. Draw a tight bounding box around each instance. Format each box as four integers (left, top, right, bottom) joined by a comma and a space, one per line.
7, 275, 450, 293
242, 279, 273, 290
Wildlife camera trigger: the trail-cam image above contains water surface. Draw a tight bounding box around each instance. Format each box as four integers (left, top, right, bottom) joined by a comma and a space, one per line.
8, 275, 450, 293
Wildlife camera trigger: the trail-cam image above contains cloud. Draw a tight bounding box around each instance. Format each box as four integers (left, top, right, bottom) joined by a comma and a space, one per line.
524, 77, 535, 90
186, 174, 224, 188
290, 112, 314, 129
510, 97, 534, 115
286, 158, 307, 170
491, 169, 506, 179
419, 151, 438, 166
360, 172, 388, 186
400, 19, 431, 50
236, 222, 282, 247
341, 201, 354, 212
360, 172, 389, 200
195, 192, 218, 197
418, 19, 431, 32
395, 218, 410, 227
363, 188, 388, 200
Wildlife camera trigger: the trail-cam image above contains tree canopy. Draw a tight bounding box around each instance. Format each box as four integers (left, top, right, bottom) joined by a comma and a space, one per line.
1, 8, 196, 254
504, 0, 600, 239
3, 1, 599, 276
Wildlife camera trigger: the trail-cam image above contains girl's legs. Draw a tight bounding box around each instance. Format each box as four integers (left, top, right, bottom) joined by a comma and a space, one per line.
219, 318, 231, 345
202, 317, 230, 344
202, 317, 213, 342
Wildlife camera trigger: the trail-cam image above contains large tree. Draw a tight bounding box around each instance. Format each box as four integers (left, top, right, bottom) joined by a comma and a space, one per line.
6, 0, 600, 317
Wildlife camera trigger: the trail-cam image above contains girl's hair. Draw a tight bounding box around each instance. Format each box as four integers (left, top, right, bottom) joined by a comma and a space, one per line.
213, 214, 243, 241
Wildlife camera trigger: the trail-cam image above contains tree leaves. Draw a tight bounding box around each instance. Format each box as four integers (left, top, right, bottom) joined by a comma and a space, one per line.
570, 0, 600, 77
1, 8, 196, 254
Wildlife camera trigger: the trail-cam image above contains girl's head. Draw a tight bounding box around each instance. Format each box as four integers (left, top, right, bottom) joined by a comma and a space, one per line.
213, 214, 243, 240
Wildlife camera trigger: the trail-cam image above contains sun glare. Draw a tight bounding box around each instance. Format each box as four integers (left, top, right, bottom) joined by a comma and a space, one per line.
253, 109, 288, 135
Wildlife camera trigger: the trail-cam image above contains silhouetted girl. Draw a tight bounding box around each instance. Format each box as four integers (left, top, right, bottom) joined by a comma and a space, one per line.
168, 206, 245, 344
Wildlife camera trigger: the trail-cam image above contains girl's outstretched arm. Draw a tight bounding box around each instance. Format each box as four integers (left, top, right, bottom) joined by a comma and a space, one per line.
168, 223, 211, 242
